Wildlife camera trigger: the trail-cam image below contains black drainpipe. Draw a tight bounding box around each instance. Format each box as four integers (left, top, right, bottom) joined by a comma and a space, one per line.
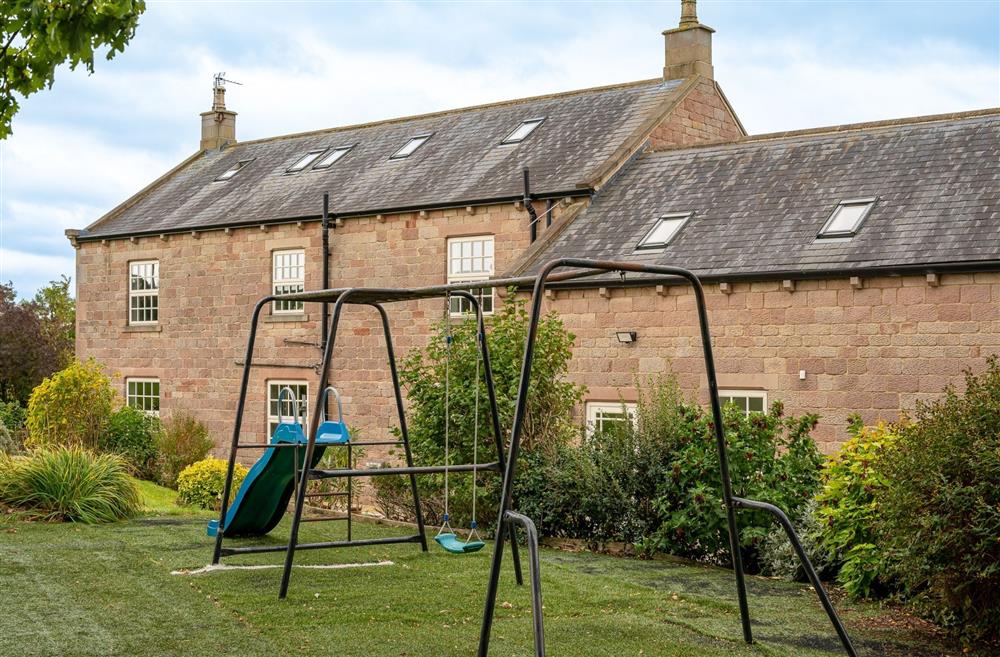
545, 198, 553, 229
321, 193, 331, 351
523, 168, 538, 243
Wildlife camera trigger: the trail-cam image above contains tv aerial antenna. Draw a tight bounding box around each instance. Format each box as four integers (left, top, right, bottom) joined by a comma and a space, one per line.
213, 72, 243, 90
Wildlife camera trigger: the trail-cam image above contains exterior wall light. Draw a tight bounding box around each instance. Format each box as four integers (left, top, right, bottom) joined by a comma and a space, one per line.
616, 331, 637, 344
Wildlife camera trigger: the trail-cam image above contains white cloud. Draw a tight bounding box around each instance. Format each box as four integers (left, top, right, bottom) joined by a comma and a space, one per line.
0, 248, 75, 294
716, 38, 1000, 133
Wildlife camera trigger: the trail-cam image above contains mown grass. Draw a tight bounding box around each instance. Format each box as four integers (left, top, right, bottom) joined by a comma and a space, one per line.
0, 500, 958, 657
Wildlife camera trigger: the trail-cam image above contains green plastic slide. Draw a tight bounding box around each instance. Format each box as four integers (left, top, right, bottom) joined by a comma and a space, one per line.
207, 419, 349, 538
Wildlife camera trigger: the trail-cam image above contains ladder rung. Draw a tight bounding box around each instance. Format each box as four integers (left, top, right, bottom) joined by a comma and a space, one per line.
301, 515, 349, 523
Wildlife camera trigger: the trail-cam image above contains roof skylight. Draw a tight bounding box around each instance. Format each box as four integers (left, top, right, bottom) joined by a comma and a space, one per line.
313, 146, 353, 169
390, 134, 431, 160
214, 158, 254, 182
501, 118, 545, 145
286, 150, 326, 173
818, 198, 876, 238
636, 213, 690, 250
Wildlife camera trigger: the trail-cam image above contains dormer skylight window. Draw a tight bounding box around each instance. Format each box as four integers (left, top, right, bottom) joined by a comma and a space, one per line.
636, 212, 691, 250
818, 198, 876, 238
215, 158, 254, 182
313, 146, 353, 169
286, 150, 326, 173
501, 118, 545, 145
390, 134, 431, 160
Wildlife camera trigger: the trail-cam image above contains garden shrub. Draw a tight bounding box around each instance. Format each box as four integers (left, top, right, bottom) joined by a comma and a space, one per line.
176, 458, 247, 510
760, 499, 832, 582
0, 446, 140, 522
26, 359, 117, 450
645, 393, 823, 569
100, 406, 162, 480
511, 375, 823, 567
156, 411, 214, 488
0, 398, 27, 454
815, 416, 899, 599
375, 292, 584, 529
877, 358, 1000, 643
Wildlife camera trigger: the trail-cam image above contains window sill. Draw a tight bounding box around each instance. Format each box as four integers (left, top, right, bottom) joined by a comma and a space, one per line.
264, 313, 310, 323
124, 324, 162, 333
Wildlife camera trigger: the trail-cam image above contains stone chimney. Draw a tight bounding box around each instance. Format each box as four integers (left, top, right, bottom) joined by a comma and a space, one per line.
662, 0, 714, 80
200, 73, 237, 150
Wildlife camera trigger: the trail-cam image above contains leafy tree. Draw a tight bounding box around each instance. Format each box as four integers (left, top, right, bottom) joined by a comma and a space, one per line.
376, 291, 585, 528
0, 279, 75, 404
33, 275, 75, 352
0, 282, 62, 403
1, 0, 146, 138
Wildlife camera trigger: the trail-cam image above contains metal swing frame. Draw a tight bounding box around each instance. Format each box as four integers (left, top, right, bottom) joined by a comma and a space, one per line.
211, 289, 530, 596
211, 257, 858, 657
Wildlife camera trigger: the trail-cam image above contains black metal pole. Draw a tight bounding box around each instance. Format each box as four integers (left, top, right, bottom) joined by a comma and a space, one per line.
212, 296, 271, 565
279, 291, 354, 598
452, 290, 524, 585
372, 302, 429, 552
477, 260, 551, 657
505, 511, 545, 657
733, 497, 858, 657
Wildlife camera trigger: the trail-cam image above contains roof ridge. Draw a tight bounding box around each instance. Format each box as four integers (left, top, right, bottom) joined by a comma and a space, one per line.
647, 106, 1000, 155
233, 77, 672, 148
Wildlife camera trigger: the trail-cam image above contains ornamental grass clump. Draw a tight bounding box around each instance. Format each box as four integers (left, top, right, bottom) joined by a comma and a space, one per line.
0, 446, 140, 523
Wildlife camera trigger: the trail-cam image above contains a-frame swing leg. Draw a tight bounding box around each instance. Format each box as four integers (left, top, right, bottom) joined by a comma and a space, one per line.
459, 290, 524, 585
280, 292, 355, 598
374, 302, 428, 551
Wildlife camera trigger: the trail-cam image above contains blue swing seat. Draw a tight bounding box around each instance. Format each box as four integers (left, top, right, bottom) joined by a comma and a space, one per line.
435, 533, 486, 554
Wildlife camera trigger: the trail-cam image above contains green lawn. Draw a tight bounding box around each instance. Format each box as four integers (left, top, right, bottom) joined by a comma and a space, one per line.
0, 486, 954, 657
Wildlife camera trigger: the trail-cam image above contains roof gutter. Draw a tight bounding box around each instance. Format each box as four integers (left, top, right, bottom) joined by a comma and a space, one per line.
73, 188, 592, 243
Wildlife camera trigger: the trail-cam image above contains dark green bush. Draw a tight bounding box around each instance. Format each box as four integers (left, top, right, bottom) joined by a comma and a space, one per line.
646, 394, 822, 569
512, 375, 823, 568
375, 291, 584, 529
156, 411, 214, 488
815, 416, 899, 599
0, 447, 141, 523
100, 406, 162, 480
877, 358, 1000, 643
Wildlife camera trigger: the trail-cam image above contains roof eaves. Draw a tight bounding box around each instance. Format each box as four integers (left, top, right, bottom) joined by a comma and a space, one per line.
74, 187, 593, 243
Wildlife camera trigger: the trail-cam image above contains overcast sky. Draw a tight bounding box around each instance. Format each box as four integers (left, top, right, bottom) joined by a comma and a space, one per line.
1, 0, 998, 298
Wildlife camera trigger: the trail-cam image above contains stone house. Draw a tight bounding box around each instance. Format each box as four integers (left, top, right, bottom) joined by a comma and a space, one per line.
67, 4, 1000, 454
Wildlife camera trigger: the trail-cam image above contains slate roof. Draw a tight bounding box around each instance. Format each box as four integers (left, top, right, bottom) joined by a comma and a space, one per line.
79, 78, 688, 240
517, 110, 1000, 280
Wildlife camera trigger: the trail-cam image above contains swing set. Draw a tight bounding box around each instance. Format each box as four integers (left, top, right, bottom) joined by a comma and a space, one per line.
210, 257, 860, 657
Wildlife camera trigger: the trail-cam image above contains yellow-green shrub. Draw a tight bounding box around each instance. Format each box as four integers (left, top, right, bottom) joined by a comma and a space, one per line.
816, 416, 900, 599
27, 359, 117, 449
176, 458, 247, 510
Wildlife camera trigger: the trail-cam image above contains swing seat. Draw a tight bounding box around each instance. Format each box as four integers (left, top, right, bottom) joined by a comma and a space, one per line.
434, 533, 486, 554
